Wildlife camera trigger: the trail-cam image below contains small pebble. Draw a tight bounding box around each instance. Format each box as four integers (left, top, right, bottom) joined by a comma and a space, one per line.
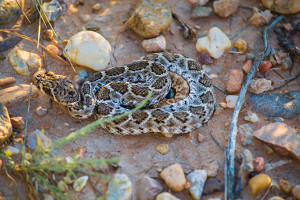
281, 57, 292, 70
248, 174, 271, 196
8, 50, 42, 76
10, 116, 25, 130
292, 185, 300, 200
246, 53, 255, 61
199, 52, 213, 64
156, 143, 169, 155
268, 196, 284, 200
226, 69, 244, 93
136, 176, 164, 200
142, 35, 166, 53
46, 45, 60, 57
0, 103, 12, 145
197, 133, 204, 143
156, 192, 179, 200
4, 146, 19, 155
92, 3, 101, 12
253, 157, 265, 172
248, 78, 273, 94
85, 22, 101, 31
203, 160, 219, 177
242, 60, 253, 74
274, 50, 288, 65
213, 0, 240, 18
219, 102, 227, 108
187, 0, 209, 5
191, 6, 212, 18
238, 124, 254, 146
41, 0, 62, 22
233, 39, 247, 53
279, 180, 292, 194
186, 170, 207, 200
226, 95, 238, 108
105, 174, 132, 200
35, 106, 48, 117
65, 31, 111, 71
259, 61, 272, 73
203, 178, 224, 195
43, 29, 54, 41
27, 130, 52, 149
250, 7, 273, 27
73, 176, 88, 192
196, 27, 231, 59
0, 77, 16, 86
160, 163, 186, 192
244, 112, 259, 123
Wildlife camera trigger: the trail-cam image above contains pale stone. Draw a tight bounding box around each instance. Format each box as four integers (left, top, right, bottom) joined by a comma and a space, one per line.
142, 35, 166, 52
9, 49, 42, 76
5, 146, 20, 154
196, 27, 231, 59
156, 192, 179, 200
64, 31, 111, 71
187, 0, 209, 6
105, 174, 132, 200
219, 102, 227, 108
213, 0, 240, 18
244, 112, 259, 123
160, 163, 186, 192
203, 160, 219, 177
262, 0, 300, 14
248, 78, 273, 94
73, 176, 89, 192
186, 170, 207, 200
226, 95, 238, 108
250, 7, 273, 27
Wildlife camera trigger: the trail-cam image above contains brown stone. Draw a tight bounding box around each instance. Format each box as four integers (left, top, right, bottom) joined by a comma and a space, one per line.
253, 157, 265, 172
279, 180, 292, 194
160, 163, 186, 192
261, 0, 300, 14
213, 0, 240, 18
226, 69, 244, 93
242, 60, 253, 74
0, 77, 16, 86
292, 185, 300, 200
10, 116, 25, 130
126, 0, 172, 38
253, 122, 300, 160
259, 61, 272, 73
136, 176, 163, 200
250, 7, 273, 27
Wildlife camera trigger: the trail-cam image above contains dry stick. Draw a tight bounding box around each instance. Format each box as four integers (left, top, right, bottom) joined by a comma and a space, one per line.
0, 29, 70, 66
224, 15, 284, 200
271, 72, 300, 91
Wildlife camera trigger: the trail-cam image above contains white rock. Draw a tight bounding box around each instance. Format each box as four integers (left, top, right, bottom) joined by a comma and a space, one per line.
8, 49, 42, 76
5, 146, 20, 155
156, 192, 180, 200
244, 112, 259, 123
226, 95, 239, 108
105, 174, 132, 200
186, 170, 207, 200
187, 0, 209, 6
64, 31, 111, 71
73, 176, 89, 192
142, 35, 166, 52
196, 27, 231, 59
248, 78, 273, 94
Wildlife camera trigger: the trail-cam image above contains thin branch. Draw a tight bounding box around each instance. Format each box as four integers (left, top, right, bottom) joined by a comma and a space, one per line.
213, 84, 229, 95
271, 72, 300, 91
229, 22, 250, 40
224, 15, 284, 200
210, 131, 226, 151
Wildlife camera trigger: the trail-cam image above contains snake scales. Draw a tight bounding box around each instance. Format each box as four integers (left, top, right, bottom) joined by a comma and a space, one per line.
33, 52, 215, 136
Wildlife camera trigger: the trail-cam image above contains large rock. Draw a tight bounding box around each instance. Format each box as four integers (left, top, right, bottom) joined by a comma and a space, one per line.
126, 0, 172, 38
186, 170, 207, 200
261, 0, 300, 14
0, 103, 12, 145
105, 174, 132, 200
253, 122, 300, 160
0, 0, 24, 25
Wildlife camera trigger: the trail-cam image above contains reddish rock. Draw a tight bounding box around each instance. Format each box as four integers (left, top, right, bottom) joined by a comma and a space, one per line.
259, 61, 272, 73
242, 60, 253, 74
199, 52, 213, 64
10, 116, 25, 130
253, 122, 300, 160
136, 176, 164, 200
226, 69, 244, 93
253, 157, 265, 172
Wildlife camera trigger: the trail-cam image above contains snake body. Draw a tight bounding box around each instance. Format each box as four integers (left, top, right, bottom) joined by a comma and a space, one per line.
34, 52, 215, 136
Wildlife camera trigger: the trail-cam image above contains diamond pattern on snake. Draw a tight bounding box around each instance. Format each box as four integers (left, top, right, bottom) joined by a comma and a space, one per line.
33, 52, 216, 136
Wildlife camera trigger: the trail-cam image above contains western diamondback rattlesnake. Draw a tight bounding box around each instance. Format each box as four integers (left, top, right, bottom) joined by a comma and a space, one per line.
33, 52, 215, 136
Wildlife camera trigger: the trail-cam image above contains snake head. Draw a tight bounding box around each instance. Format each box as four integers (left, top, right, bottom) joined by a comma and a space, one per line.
33, 71, 80, 105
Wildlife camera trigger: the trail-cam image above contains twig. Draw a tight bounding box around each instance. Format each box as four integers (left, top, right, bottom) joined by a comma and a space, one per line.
213, 84, 229, 95
224, 15, 284, 200
0, 29, 70, 66
210, 131, 226, 151
23, 83, 33, 148
229, 22, 250, 40
172, 12, 196, 39
271, 72, 300, 91
265, 159, 293, 171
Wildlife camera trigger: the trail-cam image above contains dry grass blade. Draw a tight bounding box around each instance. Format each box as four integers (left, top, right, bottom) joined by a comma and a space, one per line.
0, 29, 70, 66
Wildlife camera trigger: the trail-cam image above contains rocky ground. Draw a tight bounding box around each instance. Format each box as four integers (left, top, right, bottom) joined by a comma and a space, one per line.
0, 0, 300, 200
